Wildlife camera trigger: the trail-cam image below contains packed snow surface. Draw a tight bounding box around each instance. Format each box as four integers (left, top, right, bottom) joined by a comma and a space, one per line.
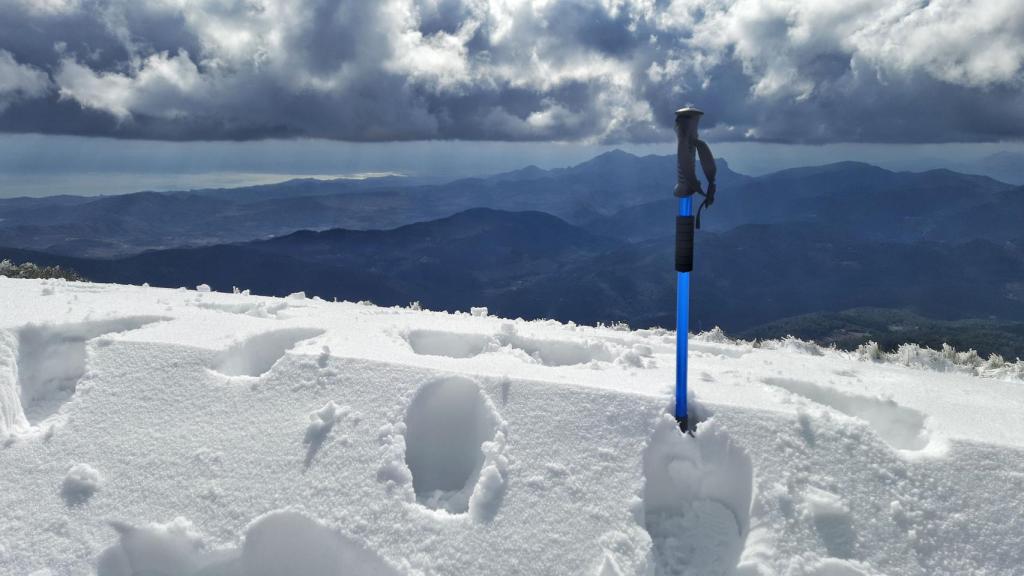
1, 277, 1023, 576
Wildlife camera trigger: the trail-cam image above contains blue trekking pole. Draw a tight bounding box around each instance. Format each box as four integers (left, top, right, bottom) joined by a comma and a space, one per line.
674, 106, 717, 432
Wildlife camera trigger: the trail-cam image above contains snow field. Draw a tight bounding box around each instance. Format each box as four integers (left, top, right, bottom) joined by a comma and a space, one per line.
0, 277, 1022, 575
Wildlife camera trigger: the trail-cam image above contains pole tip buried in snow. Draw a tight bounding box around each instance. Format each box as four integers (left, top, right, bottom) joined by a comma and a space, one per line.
676, 414, 691, 434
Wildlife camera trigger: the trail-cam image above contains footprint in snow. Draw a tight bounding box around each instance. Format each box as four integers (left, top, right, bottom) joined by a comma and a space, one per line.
762, 377, 933, 453
380, 376, 509, 520
0, 316, 166, 436
404, 326, 647, 367
210, 328, 324, 378
194, 300, 289, 318
642, 415, 753, 576
802, 487, 858, 560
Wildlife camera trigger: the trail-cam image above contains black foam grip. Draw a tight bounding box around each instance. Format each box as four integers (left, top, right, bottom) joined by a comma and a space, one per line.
675, 215, 695, 272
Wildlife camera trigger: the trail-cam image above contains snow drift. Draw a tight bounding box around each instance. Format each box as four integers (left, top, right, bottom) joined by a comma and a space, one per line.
1, 277, 1022, 576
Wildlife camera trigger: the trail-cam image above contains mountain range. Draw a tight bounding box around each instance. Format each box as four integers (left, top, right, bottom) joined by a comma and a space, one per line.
1, 150, 747, 257
2, 150, 1022, 358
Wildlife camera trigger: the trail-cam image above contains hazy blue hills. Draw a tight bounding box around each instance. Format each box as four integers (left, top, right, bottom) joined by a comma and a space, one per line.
584, 161, 1017, 243
972, 151, 1024, 185
2, 150, 1023, 357
176, 174, 443, 203
0, 150, 749, 257
0, 209, 617, 313
3, 207, 1023, 358
2, 150, 1016, 256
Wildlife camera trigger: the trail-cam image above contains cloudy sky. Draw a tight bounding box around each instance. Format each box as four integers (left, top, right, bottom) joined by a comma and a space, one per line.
1, 0, 1023, 195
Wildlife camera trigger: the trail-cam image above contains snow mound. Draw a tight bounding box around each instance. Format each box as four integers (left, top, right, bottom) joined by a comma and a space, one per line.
96, 510, 400, 576
239, 510, 399, 576
304, 400, 349, 468
61, 462, 103, 506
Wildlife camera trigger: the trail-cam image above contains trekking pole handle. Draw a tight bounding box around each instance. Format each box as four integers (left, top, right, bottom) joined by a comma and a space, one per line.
674, 107, 705, 198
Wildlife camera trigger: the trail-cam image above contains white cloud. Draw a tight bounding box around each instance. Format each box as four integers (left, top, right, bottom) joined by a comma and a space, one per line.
0, 50, 51, 112
0, 0, 1022, 142
850, 0, 1024, 87
10, 0, 81, 16
56, 50, 205, 120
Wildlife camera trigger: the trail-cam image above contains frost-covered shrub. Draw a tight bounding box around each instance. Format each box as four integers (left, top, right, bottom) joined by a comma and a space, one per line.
596, 321, 632, 332
0, 259, 86, 281
693, 327, 731, 344
855, 339, 1024, 381
713, 329, 1024, 383
758, 335, 825, 356
855, 341, 884, 361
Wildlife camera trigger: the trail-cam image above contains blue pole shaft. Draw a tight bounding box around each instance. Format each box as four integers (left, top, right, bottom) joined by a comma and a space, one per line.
675, 196, 693, 424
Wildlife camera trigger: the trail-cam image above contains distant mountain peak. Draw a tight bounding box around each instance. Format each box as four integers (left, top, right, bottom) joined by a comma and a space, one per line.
594, 148, 636, 160
587, 149, 637, 163
487, 164, 550, 182
762, 161, 892, 180
565, 149, 639, 171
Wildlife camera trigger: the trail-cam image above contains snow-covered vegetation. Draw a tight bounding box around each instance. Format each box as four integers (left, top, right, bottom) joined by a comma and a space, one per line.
694, 328, 1024, 383
1, 277, 1022, 575
0, 259, 85, 282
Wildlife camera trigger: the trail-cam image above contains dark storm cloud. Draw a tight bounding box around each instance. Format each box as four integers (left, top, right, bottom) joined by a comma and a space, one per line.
0, 0, 1021, 143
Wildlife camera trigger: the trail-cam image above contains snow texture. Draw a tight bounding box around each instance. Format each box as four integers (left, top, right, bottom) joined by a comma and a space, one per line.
1, 277, 1023, 576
